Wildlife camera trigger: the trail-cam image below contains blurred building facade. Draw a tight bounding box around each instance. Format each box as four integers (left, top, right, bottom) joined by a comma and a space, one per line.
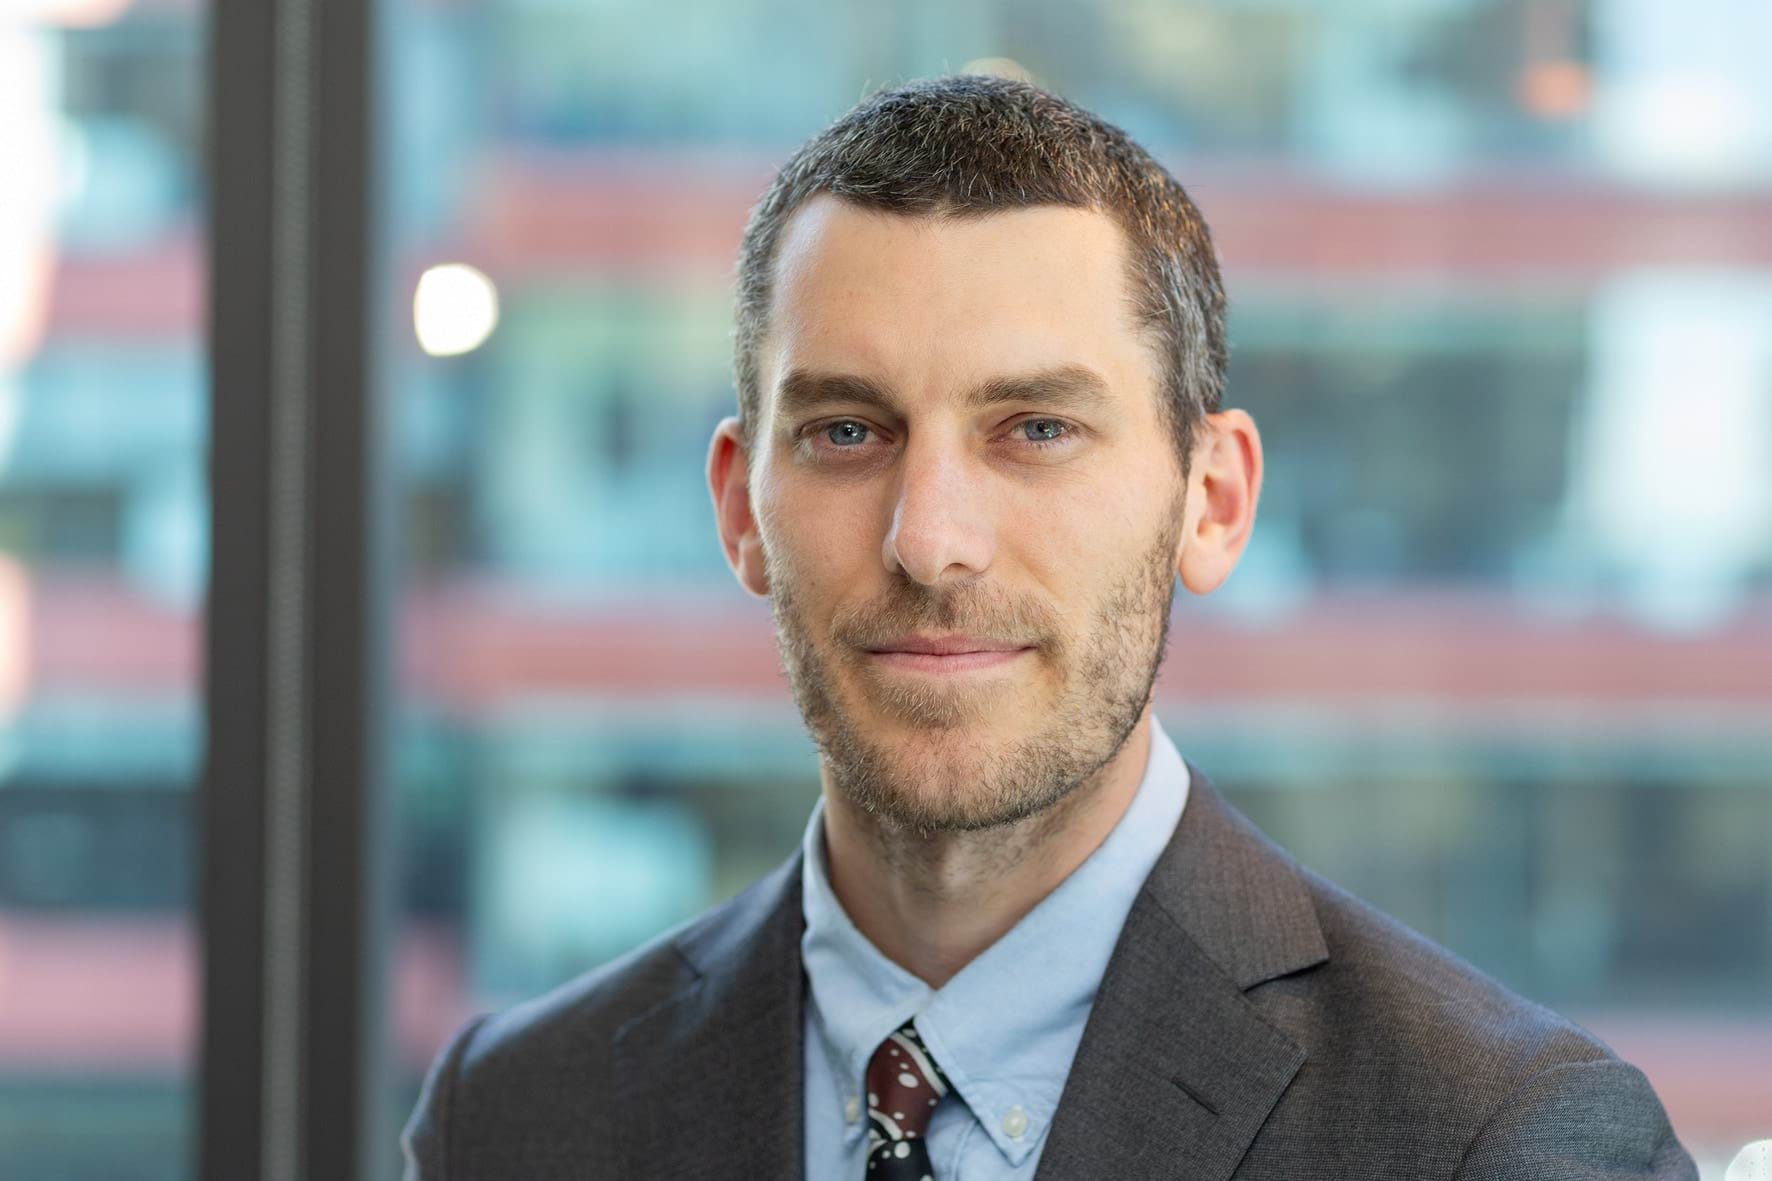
0, 0, 1768, 1177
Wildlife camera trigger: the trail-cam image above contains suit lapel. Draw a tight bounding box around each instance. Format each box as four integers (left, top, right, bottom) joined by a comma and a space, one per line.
1035, 761, 1330, 1181
612, 852, 808, 1180
609, 759, 1327, 1181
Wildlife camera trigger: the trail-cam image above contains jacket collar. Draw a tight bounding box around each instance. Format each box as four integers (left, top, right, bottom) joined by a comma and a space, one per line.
612, 759, 1328, 1180
611, 852, 808, 1180
1031, 760, 1329, 1180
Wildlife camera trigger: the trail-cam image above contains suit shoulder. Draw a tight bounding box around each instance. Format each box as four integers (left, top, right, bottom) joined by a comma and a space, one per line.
1277, 865, 1621, 1082
1184, 794, 1694, 1175
403, 863, 800, 1177
403, 923, 696, 1178
455, 858, 796, 1085
1237, 865, 1696, 1175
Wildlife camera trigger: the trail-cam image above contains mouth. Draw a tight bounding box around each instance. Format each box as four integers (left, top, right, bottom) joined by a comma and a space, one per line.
862, 635, 1035, 675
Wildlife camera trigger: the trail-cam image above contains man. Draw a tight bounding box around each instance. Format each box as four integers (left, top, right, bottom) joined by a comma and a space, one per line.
402, 75, 1698, 1179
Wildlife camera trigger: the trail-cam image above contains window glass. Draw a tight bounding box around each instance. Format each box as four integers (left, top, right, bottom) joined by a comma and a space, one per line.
0, 3, 207, 1178
380, 3, 1772, 1175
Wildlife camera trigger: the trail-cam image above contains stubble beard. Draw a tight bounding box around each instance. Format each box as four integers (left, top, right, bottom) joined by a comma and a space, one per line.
766, 489, 1183, 838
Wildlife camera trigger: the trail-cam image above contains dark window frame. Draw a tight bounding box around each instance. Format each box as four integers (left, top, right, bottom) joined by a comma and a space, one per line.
200, 0, 391, 1176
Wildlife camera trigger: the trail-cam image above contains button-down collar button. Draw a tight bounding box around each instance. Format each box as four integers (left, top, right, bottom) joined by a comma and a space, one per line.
844, 1094, 860, 1123
1002, 1105, 1028, 1139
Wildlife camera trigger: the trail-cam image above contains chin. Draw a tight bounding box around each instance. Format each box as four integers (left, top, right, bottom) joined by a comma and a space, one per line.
852, 668, 1036, 734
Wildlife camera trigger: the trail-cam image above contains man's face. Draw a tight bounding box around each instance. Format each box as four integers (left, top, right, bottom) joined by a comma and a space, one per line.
745, 195, 1190, 835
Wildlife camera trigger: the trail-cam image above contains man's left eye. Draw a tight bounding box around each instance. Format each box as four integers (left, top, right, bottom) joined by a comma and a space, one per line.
1019, 419, 1069, 443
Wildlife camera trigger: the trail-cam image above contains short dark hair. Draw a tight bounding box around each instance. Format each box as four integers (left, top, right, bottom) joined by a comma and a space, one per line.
732, 74, 1228, 478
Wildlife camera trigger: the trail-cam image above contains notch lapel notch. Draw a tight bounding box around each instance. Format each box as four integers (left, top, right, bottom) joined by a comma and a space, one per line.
1035, 763, 1329, 1181
611, 853, 808, 1180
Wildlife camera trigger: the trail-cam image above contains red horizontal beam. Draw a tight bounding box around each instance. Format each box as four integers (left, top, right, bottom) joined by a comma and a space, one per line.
463, 153, 1772, 281
39, 162, 1772, 342
1580, 1013, 1772, 1146
9, 570, 1770, 707
0, 915, 470, 1072
43, 232, 204, 342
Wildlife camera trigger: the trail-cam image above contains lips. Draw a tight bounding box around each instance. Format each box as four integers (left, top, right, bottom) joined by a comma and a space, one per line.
863, 634, 1035, 677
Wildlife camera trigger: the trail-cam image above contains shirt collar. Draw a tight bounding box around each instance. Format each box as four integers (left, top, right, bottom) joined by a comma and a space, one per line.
799, 715, 1192, 1167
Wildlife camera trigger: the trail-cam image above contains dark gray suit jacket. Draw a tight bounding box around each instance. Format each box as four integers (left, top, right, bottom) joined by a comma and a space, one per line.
402, 763, 1698, 1179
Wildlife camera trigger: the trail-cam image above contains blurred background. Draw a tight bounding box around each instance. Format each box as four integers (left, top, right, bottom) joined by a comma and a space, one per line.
1, 0, 1769, 1176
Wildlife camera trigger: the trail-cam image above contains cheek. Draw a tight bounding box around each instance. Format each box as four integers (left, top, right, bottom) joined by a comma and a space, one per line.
763, 480, 879, 597
1021, 490, 1138, 577
1017, 493, 1165, 643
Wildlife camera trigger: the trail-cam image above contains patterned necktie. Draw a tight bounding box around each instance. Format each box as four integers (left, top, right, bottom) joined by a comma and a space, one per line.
865, 1019, 952, 1179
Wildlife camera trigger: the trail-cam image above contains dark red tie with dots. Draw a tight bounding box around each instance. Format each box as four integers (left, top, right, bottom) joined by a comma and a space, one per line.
865, 1019, 952, 1179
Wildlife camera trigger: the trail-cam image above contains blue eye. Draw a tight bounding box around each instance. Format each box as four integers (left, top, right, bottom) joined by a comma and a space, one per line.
825, 421, 869, 446
804, 416, 1076, 457
1021, 419, 1069, 445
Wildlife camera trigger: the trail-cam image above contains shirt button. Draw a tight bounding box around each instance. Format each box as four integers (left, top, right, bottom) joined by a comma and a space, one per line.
1002, 1105, 1028, 1139
844, 1094, 860, 1123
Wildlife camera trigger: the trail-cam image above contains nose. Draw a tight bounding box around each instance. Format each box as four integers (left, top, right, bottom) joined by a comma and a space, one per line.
882, 435, 996, 585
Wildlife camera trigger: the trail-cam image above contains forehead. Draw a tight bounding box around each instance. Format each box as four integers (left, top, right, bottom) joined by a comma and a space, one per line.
760, 194, 1158, 420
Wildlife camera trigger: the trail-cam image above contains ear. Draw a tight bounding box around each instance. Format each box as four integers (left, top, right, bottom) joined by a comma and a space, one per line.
1176, 408, 1263, 596
706, 416, 771, 598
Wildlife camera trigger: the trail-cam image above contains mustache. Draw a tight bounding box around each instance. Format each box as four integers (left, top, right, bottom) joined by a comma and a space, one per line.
827, 581, 1059, 653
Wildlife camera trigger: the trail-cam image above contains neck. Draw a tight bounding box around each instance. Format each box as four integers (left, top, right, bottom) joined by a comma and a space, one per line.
820, 708, 1154, 990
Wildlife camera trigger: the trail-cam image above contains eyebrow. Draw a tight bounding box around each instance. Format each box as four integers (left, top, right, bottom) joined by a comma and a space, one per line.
774, 363, 1116, 423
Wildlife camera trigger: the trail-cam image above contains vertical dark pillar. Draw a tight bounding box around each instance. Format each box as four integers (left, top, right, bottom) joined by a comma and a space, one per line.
201, 0, 386, 1175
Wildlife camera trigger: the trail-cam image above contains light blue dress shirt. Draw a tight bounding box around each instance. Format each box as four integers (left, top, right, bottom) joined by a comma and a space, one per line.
800, 715, 1192, 1179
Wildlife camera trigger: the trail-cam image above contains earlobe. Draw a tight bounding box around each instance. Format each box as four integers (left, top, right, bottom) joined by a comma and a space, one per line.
737, 535, 771, 598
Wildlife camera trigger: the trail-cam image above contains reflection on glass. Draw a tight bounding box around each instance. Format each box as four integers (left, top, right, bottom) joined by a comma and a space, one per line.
0, 3, 206, 1179
379, 3, 1772, 1177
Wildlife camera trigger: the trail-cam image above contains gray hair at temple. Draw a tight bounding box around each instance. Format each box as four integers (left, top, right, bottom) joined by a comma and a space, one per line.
730, 73, 1228, 480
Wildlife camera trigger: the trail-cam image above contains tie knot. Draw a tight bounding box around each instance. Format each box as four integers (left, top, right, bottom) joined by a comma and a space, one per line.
865, 1019, 951, 1144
